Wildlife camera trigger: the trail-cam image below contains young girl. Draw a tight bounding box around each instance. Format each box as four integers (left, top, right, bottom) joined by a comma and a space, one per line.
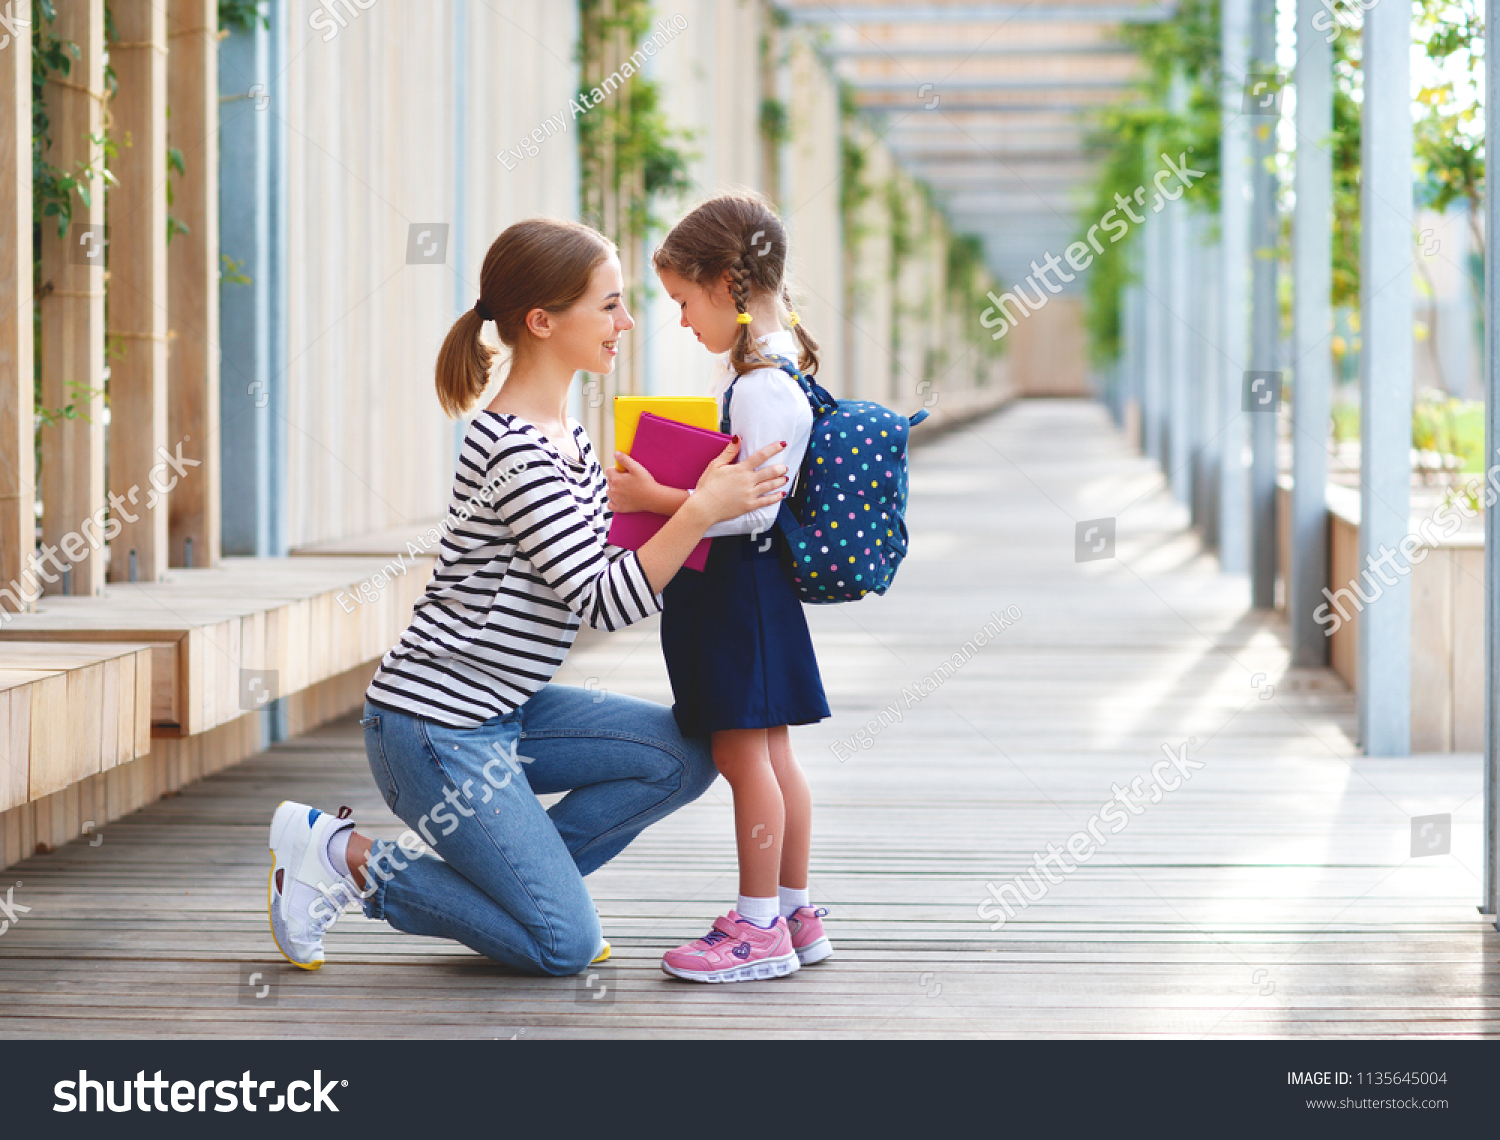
606, 192, 833, 982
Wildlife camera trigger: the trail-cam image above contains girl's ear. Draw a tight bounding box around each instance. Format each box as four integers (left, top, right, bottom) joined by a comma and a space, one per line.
715, 270, 737, 305
524, 307, 553, 339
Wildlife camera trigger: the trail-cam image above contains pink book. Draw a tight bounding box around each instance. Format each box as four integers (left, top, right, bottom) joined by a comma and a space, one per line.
607, 412, 735, 572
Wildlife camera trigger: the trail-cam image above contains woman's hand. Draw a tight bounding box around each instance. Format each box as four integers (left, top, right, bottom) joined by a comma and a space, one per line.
606, 452, 671, 515
688, 439, 788, 524
633, 439, 788, 593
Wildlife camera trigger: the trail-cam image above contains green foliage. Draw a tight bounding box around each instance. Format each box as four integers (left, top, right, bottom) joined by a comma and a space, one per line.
218, 0, 269, 33
1412, 0, 1482, 215
576, 0, 696, 242
33, 380, 104, 431
32, 0, 88, 240
945, 234, 984, 308
1079, 0, 1222, 363
1330, 391, 1485, 473
31, 0, 119, 457
1413, 389, 1485, 472
886, 179, 913, 283
760, 98, 791, 147
947, 233, 1006, 362
166, 145, 189, 243
1326, 1, 1481, 327
220, 254, 252, 286
1330, 35, 1361, 308
838, 84, 874, 253
620, 76, 694, 230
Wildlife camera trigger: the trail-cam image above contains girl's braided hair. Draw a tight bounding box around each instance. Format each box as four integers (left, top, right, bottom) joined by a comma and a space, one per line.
652, 190, 819, 377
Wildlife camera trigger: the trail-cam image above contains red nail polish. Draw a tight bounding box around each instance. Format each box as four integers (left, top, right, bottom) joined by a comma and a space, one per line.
779, 441, 787, 447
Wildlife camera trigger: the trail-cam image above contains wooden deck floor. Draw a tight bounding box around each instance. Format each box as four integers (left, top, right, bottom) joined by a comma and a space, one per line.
1, 399, 1494, 1039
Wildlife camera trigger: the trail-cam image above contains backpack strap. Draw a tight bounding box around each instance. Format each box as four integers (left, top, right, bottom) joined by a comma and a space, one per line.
768, 357, 930, 428
718, 379, 734, 435
719, 354, 833, 434
771, 358, 838, 416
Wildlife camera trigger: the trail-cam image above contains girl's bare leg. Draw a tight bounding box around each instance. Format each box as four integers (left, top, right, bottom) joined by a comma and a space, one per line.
711, 728, 783, 899
767, 725, 811, 891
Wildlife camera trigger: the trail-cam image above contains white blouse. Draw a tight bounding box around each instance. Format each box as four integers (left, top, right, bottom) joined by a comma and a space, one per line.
700, 328, 813, 539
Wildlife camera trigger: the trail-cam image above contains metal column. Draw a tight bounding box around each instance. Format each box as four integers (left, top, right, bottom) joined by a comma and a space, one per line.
1290, 0, 1334, 666
1248, 0, 1279, 608
1142, 210, 1165, 465
1356, 0, 1413, 756
1482, 0, 1499, 918
1218, 0, 1252, 575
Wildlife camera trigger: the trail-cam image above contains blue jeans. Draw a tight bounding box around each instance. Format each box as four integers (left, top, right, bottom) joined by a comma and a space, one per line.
357, 685, 717, 976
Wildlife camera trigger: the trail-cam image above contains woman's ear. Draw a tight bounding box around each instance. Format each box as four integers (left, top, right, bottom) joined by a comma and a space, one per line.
524, 307, 553, 339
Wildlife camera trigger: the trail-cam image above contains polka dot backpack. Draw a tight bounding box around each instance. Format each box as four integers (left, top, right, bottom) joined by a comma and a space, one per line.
723, 357, 929, 604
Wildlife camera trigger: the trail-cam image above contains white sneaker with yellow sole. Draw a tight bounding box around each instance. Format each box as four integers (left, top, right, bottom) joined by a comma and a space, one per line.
268, 801, 358, 970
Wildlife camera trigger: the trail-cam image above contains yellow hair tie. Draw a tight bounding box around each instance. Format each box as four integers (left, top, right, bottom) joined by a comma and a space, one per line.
736, 312, 753, 325
787, 312, 800, 328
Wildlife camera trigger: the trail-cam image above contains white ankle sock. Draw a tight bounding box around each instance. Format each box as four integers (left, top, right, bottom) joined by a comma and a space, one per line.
778, 885, 811, 918
736, 894, 779, 927
326, 824, 355, 879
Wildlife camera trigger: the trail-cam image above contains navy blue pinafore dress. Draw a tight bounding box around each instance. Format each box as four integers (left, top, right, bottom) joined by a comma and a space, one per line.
659, 377, 831, 738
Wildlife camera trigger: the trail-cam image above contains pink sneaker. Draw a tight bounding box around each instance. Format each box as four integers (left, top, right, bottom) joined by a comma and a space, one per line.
661, 912, 801, 983
787, 906, 833, 965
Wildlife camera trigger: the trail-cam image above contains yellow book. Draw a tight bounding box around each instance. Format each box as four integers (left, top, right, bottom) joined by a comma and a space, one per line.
613, 396, 719, 467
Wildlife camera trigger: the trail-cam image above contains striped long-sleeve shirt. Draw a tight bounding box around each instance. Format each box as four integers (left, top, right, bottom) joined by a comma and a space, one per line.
367, 412, 661, 728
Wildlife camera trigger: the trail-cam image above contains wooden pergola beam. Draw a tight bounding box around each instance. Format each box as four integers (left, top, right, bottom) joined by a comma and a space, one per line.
38, 0, 108, 597
0, 1, 31, 614
107, 1, 171, 584
167, 0, 221, 569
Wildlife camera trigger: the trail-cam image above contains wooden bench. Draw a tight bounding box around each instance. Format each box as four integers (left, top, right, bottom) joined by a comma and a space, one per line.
0, 642, 154, 810
0, 556, 433, 735
0, 555, 435, 868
